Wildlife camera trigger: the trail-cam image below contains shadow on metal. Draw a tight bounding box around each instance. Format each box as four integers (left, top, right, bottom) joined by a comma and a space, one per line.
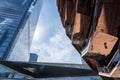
0, 61, 98, 78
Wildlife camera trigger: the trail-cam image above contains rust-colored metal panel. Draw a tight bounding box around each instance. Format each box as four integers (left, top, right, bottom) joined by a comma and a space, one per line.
96, 1, 120, 36
73, 13, 81, 34
72, 13, 91, 52
57, 0, 120, 78
83, 57, 101, 70
77, 0, 94, 16
73, 13, 91, 36
57, 0, 66, 26
88, 31, 118, 56
66, 0, 76, 25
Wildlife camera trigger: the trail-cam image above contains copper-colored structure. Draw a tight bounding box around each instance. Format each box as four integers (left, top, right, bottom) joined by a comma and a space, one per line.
57, 0, 120, 78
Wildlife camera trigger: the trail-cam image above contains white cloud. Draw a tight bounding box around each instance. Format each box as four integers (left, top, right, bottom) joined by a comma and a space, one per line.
31, 29, 82, 64
30, 0, 83, 64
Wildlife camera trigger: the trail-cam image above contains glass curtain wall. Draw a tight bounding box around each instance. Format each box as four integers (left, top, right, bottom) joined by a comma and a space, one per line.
0, 0, 43, 61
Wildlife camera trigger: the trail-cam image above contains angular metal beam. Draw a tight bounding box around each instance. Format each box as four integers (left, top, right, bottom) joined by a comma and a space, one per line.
0, 61, 99, 78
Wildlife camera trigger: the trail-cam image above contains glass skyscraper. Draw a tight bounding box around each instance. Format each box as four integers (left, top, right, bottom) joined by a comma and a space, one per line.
0, 0, 43, 61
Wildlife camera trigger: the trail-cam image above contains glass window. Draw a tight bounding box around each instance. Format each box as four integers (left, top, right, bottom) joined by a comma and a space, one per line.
0, 51, 4, 58
0, 34, 3, 39
2, 41, 9, 47
0, 24, 7, 37
4, 37, 11, 42
8, 30, 14, 34
0, 46, 7, 52
7, 34, 13, 38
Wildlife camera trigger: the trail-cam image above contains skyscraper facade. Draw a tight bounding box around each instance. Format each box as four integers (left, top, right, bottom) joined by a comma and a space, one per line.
0, 0, 43, 61
29, 53, 38, 62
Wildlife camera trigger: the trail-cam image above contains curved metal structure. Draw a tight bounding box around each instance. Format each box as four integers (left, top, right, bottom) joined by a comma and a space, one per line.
57, 0, 120, 79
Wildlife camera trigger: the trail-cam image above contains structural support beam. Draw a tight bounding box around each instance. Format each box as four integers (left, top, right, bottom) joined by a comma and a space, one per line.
0, 61, 99, 78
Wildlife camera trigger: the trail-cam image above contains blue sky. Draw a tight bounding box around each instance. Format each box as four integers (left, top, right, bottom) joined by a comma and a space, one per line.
30, 0, 83, 64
